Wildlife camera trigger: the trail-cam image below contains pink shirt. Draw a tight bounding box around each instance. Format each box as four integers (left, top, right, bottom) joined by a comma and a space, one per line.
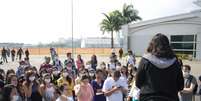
76, 59, 83, 70
75, 83, 94, 101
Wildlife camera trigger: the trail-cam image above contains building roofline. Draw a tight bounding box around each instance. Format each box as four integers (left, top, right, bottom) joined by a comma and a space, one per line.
128, 10, 201, 28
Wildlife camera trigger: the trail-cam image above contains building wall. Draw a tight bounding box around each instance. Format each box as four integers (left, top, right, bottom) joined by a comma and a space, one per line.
128, 21, 201, 59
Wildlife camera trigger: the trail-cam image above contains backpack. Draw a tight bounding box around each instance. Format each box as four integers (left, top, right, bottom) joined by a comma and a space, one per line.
186, 75, 198, 94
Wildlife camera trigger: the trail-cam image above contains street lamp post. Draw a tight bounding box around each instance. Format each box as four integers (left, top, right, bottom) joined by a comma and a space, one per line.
71, 0, 74, 58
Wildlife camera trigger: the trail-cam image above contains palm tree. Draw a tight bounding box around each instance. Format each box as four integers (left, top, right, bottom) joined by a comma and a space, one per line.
122, 3, 142, 24
100, 4, 141, 48
100, 10, 123, 48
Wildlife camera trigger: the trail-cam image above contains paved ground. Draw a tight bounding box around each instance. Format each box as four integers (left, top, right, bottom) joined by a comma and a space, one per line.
0, 55, 200, 78
0, 55, 200, 100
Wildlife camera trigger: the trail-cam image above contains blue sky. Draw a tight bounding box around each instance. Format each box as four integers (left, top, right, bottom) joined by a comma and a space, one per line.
0, 0, 200, 44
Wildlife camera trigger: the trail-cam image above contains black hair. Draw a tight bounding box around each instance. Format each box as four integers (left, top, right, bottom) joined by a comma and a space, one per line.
81, 75, 89, 81
199, 75, 201, 81
7, 74, 17, 85
2, 84, 16, 101
183, 65, 191, 71
0, 69, 5, 75
147, 33, 176, 59
96, 69, 103, 74
6, 69, 15, 84
111, 70, 121, 78
121, 66, 128, 77
66, 76, 72, 85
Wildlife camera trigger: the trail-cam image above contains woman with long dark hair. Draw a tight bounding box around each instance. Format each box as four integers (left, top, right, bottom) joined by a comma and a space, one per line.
57, 68, 74, 101
40, 73, 56, 101
2, 84, 19, 101
23, 70, 42, 101
91, 55, 98, 70
135, 33, 184, 101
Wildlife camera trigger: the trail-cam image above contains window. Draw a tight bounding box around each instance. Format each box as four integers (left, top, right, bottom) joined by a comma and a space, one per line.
171, 35, 194, 42
170, 35, 197, 58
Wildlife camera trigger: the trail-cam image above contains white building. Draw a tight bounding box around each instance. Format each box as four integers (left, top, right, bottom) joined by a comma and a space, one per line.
122, 0, 201, 60
81, 37, 121, 48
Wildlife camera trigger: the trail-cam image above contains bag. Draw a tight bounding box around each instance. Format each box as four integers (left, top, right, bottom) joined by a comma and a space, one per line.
186, 75, 198, 94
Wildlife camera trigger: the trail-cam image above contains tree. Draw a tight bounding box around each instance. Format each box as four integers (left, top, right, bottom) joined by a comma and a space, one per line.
100, 10, 123, 48
100, 3, 141, 48
122, 4, 142, 24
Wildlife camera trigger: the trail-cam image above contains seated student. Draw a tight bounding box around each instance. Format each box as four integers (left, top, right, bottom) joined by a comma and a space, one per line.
180, 65, 198, 101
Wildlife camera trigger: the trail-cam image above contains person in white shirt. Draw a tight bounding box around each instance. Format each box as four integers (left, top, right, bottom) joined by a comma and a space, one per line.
126, 50, 136, 66
102, 70, 128, 101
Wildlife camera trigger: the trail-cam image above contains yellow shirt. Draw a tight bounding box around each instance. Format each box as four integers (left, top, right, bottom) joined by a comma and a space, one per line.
57, 77, 74, 96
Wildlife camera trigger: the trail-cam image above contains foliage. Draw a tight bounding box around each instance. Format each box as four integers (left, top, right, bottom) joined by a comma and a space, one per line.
100, 3, 142, 48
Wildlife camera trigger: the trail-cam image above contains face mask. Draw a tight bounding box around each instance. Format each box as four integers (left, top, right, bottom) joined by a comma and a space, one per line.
53, 71, 59, 75
63, 72, 68, 77
45, 79, 51, 83
29, 76, 35, 82
86, 65, 91, 69
183, 71, 190, 77
116, 66, 121, 71
89, 73, 94, 77
42, 73, 46, 77
12, 95, 19, 101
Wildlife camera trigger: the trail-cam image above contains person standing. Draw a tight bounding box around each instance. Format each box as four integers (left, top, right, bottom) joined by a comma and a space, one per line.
199, 75, 201, 95
76, 54, 84, 71
74, 75, 94, 101
39, 56, 53, 74
50, 48, 57, 61
180, 65, 198, 101
119, 48, 123, 59
91, 69, 106, 101
64, 52, 76, 76
17, 48, 24, 61
135, 33, 184, 101
6, 47, 10, 57
25, 48, 30, 59
91, 55, 98, 71
11, 48, 16, 62
53, 55, 63, 71
102, 70, 128, 101
126, 50, 136, 67
1, 47, 8, 63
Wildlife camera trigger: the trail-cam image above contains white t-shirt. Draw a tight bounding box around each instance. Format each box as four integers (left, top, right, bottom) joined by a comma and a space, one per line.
108, 63, 116, 70
102, 77, 128, 101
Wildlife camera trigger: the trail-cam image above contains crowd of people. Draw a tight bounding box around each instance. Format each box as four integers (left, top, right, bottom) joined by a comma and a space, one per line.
0, 33, 200, 101
1, 47, 29, 64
